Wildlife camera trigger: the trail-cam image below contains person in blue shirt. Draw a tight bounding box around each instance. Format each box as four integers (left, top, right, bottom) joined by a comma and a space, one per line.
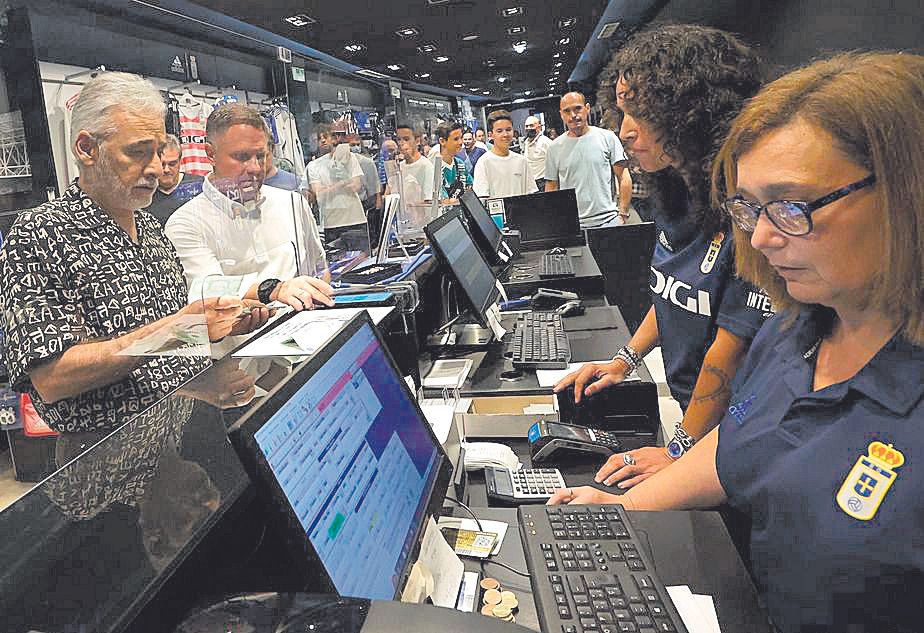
552, 51, 924, 633
556, 25, 772, 488
457, 128, 486, 179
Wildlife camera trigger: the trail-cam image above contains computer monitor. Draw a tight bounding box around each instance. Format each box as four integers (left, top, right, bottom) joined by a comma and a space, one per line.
424, 208, 499, 328
229, 312, 452, 600
459, 189, 503, 263
502, 189, 583, 249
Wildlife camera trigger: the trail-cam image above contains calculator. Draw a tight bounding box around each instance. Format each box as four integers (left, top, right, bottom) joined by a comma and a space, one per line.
484, 466, 567, 504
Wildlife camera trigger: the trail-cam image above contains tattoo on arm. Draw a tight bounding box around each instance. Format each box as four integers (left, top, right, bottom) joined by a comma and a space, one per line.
692, 364, 732, 403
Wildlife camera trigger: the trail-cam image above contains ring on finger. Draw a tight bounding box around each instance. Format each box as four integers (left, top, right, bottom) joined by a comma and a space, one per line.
623, 453, 636, 466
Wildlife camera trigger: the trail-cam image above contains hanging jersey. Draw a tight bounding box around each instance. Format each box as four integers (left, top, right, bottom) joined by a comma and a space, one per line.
178, 100, 212, 176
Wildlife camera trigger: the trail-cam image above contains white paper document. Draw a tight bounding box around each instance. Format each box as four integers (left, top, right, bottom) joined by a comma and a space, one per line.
232, 306, 395, 357
666, 585, 721, 633
419, 399, 456, 444
535, 361, 641, 388
415, 517, 465, 609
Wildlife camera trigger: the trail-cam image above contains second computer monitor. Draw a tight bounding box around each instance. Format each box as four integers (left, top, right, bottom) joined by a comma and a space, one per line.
502, 189, 583, 249
459, 189, 503, 263
424, 208, 499, 328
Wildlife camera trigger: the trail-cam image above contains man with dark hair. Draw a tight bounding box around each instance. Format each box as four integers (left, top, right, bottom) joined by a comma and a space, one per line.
387, 122, 433, 209
473, 110, 537, 199
435, 121, 470, 205
307, 123, 366, 243
546, 91, 633, 228
146, 134, 204, 225
457, 129, 486, 178
263, 136, 300, 191
167, 103, 332, 316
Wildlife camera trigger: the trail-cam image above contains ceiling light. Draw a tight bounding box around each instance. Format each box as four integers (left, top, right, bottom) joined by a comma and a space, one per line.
498, 76, 507, 83
484, 59, 497, 67
506, 26, 526, 35
554, 62, 563, 68
558, 37, 571, 46
284, 14, 316, 28
416, 72, 431, 79
548, 92, 555, 97
501, 7, 523, 17
433, 55, 450, 63
344, 43, 366, 54
552, 52, 560, 58
470, 87, 480, 92
597, 21, 622, 39
462, 34, 479, 41
426, 0, 449, 4
512, 41, 527, 54
524, 90, 531, 95
387, 64, 403, 71
514, 98, 526, 103
482, 91, 491, 95
558, 17, 577, 29
395, 27, 420, 38
453, 83, 464, 88
417, 43, 438, 54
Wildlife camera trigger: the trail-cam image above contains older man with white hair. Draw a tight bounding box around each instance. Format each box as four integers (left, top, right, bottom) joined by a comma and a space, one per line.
523, 115, 553, 191
0, 72, 266, 433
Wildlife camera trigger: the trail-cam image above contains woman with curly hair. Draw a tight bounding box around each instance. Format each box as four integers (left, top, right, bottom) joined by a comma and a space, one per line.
556, 24, 772, 487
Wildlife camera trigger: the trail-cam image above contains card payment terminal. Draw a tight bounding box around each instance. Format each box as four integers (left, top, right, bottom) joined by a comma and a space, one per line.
528, 421, 623, 463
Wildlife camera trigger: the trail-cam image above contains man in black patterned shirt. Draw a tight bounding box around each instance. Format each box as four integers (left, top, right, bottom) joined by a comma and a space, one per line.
0, 72, 268, 433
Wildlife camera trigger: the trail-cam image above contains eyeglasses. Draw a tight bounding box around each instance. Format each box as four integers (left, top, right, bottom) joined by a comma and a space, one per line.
723, 174, 876, 236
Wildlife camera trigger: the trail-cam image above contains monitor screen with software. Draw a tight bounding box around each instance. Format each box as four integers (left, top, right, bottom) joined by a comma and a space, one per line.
424, 208, 499, 328
459, 189, 503, 260
229, 313, 450, 600
502, 189, 583, 249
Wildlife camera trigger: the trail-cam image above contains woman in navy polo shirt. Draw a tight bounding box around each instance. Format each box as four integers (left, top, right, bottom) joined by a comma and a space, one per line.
557, 25, 773, 488
553, 51, 924, 632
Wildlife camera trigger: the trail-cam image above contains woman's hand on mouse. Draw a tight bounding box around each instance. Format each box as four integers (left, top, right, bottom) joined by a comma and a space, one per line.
553, 358, 632, 403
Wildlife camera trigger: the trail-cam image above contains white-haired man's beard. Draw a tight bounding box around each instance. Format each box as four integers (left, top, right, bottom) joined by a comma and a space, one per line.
97, 147, 158, 210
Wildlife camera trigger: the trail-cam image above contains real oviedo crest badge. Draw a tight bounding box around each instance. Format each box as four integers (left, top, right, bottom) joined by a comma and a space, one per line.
836, 441, 905, 521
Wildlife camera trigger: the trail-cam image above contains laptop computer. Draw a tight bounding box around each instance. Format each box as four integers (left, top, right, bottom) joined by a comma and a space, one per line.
501, 189, 584, 250
228, 312, 453, 599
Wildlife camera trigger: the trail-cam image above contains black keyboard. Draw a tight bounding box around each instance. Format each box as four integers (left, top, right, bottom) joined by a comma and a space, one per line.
510, 312, 572, 369
540, 253, 576, 278
519, 504, 689, 633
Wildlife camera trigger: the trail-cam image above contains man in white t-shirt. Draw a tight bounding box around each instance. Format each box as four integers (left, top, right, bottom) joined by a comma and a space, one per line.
307, 124, 366, 243
388, 122, 434, 204
523, 115, 553, 191
473, 110, 538, 199
545, 92, 633, 228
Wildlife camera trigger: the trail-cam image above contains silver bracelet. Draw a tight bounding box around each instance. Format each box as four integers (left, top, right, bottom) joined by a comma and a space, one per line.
612, 345, 641, 373
672, 423, 695, 450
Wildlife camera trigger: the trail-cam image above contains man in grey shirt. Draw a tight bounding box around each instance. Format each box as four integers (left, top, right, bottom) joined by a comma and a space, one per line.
545, 92, 633, 229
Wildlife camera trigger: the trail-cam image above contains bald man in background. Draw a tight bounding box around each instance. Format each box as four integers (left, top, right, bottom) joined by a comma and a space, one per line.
523, 116, 552, 191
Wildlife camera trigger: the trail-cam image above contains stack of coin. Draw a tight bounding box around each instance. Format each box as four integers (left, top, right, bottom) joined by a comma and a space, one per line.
478, 577, 519, 624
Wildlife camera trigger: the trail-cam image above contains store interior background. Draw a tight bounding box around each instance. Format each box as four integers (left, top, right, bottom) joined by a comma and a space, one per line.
0, 0, 921, 502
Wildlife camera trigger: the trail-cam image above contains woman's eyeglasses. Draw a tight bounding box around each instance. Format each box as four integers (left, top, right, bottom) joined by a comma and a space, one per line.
723, 174, 876, 236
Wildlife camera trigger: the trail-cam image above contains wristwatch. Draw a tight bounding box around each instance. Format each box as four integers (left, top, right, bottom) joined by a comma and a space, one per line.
666, 424, 695, 460
258, 278, 281, 304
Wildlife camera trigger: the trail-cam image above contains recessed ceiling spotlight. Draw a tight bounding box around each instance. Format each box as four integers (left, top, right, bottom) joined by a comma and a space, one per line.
554, 62, 563, 68
501, 6, 523, 17
558, 37, 571, 46
484, 59, 497, 67
482, 91, 491, 95
344, 43, 366, 54
452, 82, 464, 88
512, 41, 527, 54
498, 77, 508, 83
395, 27, 420, 38
417, 43, 438, 54
524, 90, 531, 95
552, 52, 561, 58
514, 98, 526, 103
416, 73, 431, 79
548, 92, 555, 97
284, 14, 316, 28
506, 26, 527, 35
433, 55, 450, 63
387, 64, 403, 71
462, 34, 479, 41
470, 87, 480, 92
558, 17, 577, 29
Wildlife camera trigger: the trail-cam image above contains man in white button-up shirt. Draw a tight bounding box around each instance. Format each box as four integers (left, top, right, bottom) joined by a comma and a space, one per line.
166, 104, 333, 313
522, 115, 553, 191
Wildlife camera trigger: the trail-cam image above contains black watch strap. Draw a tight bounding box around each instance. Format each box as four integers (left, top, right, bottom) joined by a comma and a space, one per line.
258, 278, 281, 304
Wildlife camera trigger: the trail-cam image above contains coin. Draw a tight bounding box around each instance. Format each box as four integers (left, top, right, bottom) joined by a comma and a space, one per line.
500, 590, 517, 605
502, 596, 519, 610
483, 588, 502, 605
481, 604, 495, 617
480, 577, 500, 591
492, 605, 512, 619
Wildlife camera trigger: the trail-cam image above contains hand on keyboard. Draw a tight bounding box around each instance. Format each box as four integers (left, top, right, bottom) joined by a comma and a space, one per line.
547, 485, 621, 506
595, 446, 674, 489
553, 359, 631, 403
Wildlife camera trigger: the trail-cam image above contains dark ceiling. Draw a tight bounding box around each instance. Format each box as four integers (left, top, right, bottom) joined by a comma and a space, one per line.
191, 0, 610, 99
